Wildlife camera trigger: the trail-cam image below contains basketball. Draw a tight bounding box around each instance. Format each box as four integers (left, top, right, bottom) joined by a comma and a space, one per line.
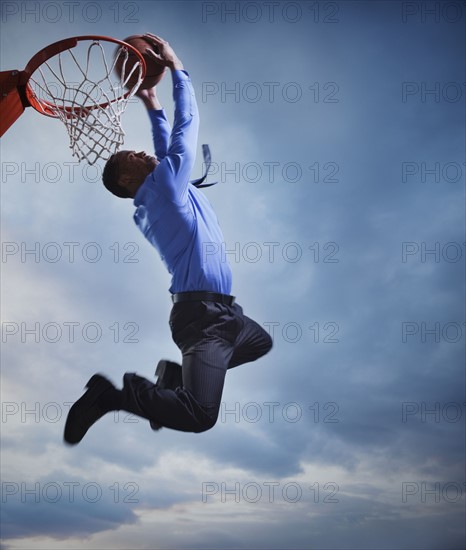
115, 35, 167, 90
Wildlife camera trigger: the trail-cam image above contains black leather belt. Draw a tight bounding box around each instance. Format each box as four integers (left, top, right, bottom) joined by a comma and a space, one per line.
171, 291, 236, 306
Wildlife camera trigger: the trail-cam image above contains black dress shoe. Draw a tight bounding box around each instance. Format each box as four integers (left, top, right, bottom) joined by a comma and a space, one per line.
149, 360, 183, 431
154, 359, 182, 390
64, 374, 116, 445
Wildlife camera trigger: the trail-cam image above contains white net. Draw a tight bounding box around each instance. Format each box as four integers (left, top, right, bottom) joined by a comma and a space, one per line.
27, 40, 144, 165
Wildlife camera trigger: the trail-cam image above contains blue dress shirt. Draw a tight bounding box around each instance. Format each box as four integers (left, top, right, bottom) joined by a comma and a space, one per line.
133, 70, 232, 295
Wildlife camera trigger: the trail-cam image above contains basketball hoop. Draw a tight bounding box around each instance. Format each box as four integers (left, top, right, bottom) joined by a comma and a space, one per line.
0, 35, 147, 165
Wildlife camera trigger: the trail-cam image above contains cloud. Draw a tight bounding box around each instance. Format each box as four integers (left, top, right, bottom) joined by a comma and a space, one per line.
1, 3, 464, 549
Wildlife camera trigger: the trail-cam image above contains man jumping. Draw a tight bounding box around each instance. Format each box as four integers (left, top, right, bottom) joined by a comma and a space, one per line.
64, 33, 273, 443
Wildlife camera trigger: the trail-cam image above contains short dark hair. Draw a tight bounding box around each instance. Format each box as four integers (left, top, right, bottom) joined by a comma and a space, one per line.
102, 154, 132, 198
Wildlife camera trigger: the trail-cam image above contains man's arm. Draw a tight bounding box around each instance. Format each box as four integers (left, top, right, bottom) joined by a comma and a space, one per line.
167, 69, 199, 162
137, 87, 172, 161
141, 34, 199, 204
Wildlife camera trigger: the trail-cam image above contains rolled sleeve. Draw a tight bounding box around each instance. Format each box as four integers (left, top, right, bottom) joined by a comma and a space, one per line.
149, 109, 171, 161
140, 71, 200, 206
162, 70, 200, 204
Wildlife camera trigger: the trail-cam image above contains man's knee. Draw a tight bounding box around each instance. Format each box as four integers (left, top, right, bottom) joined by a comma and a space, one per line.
258, 328, 273, 357
193, 418, 216, 433
265, 331, 273, 352
192, 406, 219, 433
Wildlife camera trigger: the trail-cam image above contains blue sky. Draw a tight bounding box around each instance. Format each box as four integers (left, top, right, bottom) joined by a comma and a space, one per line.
1, 1, 465, 549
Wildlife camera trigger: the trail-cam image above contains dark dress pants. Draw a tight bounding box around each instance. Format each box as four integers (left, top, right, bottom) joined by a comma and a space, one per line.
120, 300, 273, 432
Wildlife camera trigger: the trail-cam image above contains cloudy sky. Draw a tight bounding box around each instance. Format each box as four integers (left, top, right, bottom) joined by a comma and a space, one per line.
1, 1, 465, 549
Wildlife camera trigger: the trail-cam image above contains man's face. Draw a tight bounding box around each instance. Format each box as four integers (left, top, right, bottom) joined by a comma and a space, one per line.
116, 150, 159, 195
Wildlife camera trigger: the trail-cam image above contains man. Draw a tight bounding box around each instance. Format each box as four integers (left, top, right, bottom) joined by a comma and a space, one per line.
64, 34, 272, 443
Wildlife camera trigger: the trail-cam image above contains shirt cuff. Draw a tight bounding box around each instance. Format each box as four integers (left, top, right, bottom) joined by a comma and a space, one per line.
148, 108, 168, 120
172, 69, 190, 83
147, 107, 166, 116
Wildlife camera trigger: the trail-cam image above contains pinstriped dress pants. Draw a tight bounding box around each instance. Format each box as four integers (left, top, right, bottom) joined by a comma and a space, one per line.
120, 300, 273, 432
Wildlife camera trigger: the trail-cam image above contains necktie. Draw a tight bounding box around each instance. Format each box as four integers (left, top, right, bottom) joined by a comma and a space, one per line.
190, 144, 218, 189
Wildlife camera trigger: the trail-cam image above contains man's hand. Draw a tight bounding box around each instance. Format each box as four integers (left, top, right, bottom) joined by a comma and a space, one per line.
142, 33, 184, 71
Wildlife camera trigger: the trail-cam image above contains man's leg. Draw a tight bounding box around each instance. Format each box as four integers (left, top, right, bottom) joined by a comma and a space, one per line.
228, 304, 273, 368
65, 335, 236, 441
121, 334, 236, 432
154, 303, 273, 391
122, 301, 246, 429
147, 300, 244, 427
64, 300, 244, 442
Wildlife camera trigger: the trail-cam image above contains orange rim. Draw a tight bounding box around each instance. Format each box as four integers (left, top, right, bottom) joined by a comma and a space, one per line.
21, 35, 147, 118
